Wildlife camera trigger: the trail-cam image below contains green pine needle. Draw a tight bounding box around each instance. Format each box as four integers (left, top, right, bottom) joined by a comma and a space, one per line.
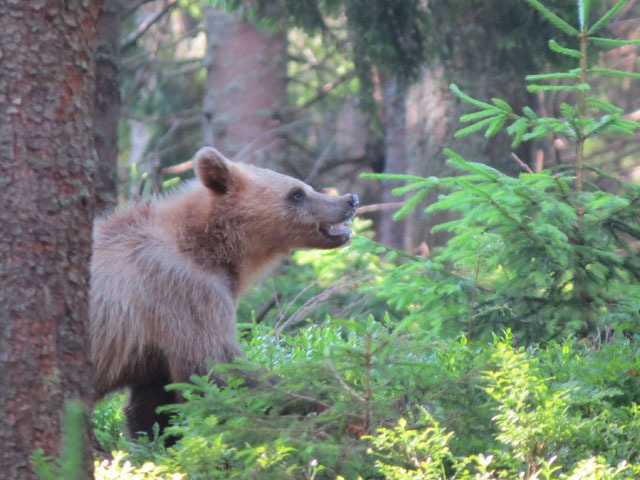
361, 172, 430, 183
578, 0, 590, 30
527, 84, 583, 93
491, 98, 513, 113
590, 36, 640, 49
589, 68, 640, 80
455, 116, 498, 138
485, 116, 507, 138
527, 0, 579, 36
587, 0, 629, 35
526, 70, 580, 81
549, 39, 581, 58
461, 109, 501, 123
450, 83, 495, 110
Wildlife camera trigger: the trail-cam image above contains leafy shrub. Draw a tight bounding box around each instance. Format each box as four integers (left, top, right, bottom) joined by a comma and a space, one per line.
365, 332, 640, 480
370, 155, 640, 343
93, 393, 128, 454
89, 318, 639, 477
365, 0, 640, 343
365, 410, 455, 480
88, 326, 636, 480
95, 452, 184, 480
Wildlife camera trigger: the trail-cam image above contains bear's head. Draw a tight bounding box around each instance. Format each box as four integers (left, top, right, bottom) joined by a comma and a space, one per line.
194, 147, 358, 256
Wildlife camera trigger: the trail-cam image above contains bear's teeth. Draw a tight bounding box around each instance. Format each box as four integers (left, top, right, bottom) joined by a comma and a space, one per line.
327, 220, 352, 236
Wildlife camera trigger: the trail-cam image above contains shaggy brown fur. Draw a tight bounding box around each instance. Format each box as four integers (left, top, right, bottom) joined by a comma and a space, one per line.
90, 147, 358, 439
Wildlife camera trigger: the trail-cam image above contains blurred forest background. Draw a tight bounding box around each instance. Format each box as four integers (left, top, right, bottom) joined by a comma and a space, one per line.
108, 0, 639, 249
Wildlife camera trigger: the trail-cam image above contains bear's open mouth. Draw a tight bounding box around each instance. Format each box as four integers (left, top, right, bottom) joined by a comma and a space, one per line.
320, 219, 353, 238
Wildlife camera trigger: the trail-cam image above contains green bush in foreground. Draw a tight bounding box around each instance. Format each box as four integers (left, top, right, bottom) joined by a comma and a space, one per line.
90, 326, 639, 479
365, 0, 640, 344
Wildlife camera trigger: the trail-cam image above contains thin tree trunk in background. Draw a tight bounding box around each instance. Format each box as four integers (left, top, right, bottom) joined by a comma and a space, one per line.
378, 73, 409, 250
0, 1, 101, 478
405, 64, 533, 250
405, 66, 457, 249
94, 0, 121, 214
203, 8, 287, 165
347, 24, 385, 175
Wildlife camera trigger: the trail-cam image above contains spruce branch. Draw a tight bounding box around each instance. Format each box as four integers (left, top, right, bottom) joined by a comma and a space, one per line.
527, 84, 584, 92
450, 83, 495, 110
459, 181, 540, 243
467, 253, 481, 342
575, 28, 588, 194
527, 0, 579, 36
589, 68, 640, 80
578, 0, 590, 30
548, 39, 581, 58
525, 71, 580, 81
587, 0, 629, 35
590, 36, 640, 49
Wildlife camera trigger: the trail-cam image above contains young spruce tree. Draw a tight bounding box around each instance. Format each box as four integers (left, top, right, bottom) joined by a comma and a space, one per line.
367, 0, 640, 343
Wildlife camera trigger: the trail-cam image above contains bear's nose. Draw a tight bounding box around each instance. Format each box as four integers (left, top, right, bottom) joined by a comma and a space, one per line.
348, 194, 359, 209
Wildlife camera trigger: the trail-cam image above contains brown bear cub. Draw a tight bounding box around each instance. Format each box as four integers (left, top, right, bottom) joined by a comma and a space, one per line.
90, 146, 358, 440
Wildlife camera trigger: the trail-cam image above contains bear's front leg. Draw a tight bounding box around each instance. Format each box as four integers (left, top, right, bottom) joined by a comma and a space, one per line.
125, 371, 177, 442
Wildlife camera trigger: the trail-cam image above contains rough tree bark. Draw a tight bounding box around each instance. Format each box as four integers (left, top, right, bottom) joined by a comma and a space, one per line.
0, 1, 102, 478
203, 8, 287, 165
93, 0, 121, 214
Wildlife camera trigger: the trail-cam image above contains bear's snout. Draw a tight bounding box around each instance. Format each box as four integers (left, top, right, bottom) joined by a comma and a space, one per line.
314, 192, 359, 247
348, 193, 359, 210
343, 193, 359, 221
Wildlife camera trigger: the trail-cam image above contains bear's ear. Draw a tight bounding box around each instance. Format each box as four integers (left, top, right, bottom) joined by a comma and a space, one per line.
194, 147, 239, 195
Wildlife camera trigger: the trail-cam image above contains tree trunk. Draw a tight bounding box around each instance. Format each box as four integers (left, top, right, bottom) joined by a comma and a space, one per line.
378, 72, 409, 250
0, 1, 102, 478
203, 8, 287, 165
405, 63, 533, 249
93, 0, 121, 214
405, 66, 458, 248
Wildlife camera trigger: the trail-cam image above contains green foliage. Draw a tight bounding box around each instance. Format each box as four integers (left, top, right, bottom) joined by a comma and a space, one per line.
485, 332, 580, 476
95, 452, 184, 480
427, 0, 578, 76
366, 0, 640, 342
433, 156, 640, 340
236, 218, 388, 334
365, 410, 454, 479
159, 319, 391, 479
449, 0, 640, 153
234, 0, 431, 84
90, 321, 640, 479
93, 393, 129, 453
287, 26, 358, 109
527, 0, 579, 36
364, 333, 640, 479
32, 401, 86, 480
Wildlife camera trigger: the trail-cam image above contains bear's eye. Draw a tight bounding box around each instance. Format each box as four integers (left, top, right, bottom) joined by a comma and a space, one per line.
288, 188, 306, 203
